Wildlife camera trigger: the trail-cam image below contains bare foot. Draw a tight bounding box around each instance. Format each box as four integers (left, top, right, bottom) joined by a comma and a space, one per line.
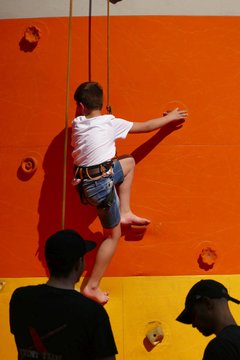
82, 286, 109, 305
121, 212, 150, 226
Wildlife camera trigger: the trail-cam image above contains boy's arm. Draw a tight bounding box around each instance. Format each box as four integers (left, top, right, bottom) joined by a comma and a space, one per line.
129, 108, 187, 133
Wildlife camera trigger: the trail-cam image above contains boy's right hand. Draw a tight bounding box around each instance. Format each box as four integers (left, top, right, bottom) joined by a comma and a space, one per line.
130, 107, 188, 133
163, 108, 188, 122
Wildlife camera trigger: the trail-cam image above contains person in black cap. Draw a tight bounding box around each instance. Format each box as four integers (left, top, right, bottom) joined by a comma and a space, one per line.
9, 229, 118, 360
176, 279, 240, 359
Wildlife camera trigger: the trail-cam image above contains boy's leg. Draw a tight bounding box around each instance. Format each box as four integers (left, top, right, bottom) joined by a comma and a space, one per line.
82, 224, 121, 304
118, 156, 150, 225
81, 156, 149, 304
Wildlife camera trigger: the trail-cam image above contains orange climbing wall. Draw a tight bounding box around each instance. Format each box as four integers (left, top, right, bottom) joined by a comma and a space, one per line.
1, 16, 240, 277
1, 13, 240, 360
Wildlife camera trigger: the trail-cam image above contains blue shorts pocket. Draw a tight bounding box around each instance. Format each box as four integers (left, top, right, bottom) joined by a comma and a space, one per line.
82, 176, 114, 207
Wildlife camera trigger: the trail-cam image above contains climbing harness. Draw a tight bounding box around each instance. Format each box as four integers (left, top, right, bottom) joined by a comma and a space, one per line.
72, 156, 118, 186
73, 160, 114, 182
73, 158, 117, 206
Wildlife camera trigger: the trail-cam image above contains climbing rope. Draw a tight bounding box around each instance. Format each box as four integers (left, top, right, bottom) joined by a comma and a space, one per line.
88, 0, 92, 81
62, 0, 73, 229
62, 0, 112, 227
106, 0, 112, 114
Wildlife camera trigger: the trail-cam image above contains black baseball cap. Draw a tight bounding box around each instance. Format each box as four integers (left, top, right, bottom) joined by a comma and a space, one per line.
45, 229, 96, 267
176, 279, 240, 324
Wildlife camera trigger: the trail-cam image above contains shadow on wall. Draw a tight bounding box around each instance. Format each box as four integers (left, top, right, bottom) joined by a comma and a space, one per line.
36, 127, 102, 276
36, 119, 184, 275
131, 119, 184, 164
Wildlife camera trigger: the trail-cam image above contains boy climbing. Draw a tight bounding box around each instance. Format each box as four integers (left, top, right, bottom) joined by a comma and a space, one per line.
71, 81, 187, 304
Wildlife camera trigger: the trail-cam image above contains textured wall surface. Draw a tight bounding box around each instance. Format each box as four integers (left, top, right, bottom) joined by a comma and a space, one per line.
1, 15, 240, 277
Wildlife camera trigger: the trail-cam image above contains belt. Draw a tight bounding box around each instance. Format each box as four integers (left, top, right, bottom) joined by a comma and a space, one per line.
74, 160, 115, 180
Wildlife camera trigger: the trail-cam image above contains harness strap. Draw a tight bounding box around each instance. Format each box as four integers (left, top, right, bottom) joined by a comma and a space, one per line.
75, 157, 117, 180
79, 167, 83, 179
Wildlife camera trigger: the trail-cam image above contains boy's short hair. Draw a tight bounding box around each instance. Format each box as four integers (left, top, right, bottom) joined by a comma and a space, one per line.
74, 82, 103, 110
45, 229, 96, 278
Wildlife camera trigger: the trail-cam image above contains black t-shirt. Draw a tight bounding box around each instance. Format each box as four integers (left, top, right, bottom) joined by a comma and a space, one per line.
203, 325, 240, 360
9, 284, 117, 360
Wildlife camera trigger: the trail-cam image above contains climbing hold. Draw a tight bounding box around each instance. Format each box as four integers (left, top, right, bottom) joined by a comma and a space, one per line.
21, 156, 38, 174
122, 224, 147, 241
18, 152, 41, 180
198, 247, 217, 271
0, 281, 6, 291
130, 224, 147, 232
19, 25, 41, 52
145, 321, 164, 346
163, 100, 188, 113
24, 26, 41, 44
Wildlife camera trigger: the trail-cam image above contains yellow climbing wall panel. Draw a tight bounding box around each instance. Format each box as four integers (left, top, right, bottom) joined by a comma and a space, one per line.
2, 275, 240, 360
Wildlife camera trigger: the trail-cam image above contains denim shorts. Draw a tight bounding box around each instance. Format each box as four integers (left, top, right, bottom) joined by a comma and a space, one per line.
81, 160, 124, 229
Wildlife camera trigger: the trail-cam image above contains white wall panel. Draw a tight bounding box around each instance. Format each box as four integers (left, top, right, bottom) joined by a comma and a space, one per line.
1, 0, 240, 19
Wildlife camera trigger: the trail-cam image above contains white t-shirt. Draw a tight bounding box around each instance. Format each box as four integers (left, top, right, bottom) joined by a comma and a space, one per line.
71, 114, 133, 166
